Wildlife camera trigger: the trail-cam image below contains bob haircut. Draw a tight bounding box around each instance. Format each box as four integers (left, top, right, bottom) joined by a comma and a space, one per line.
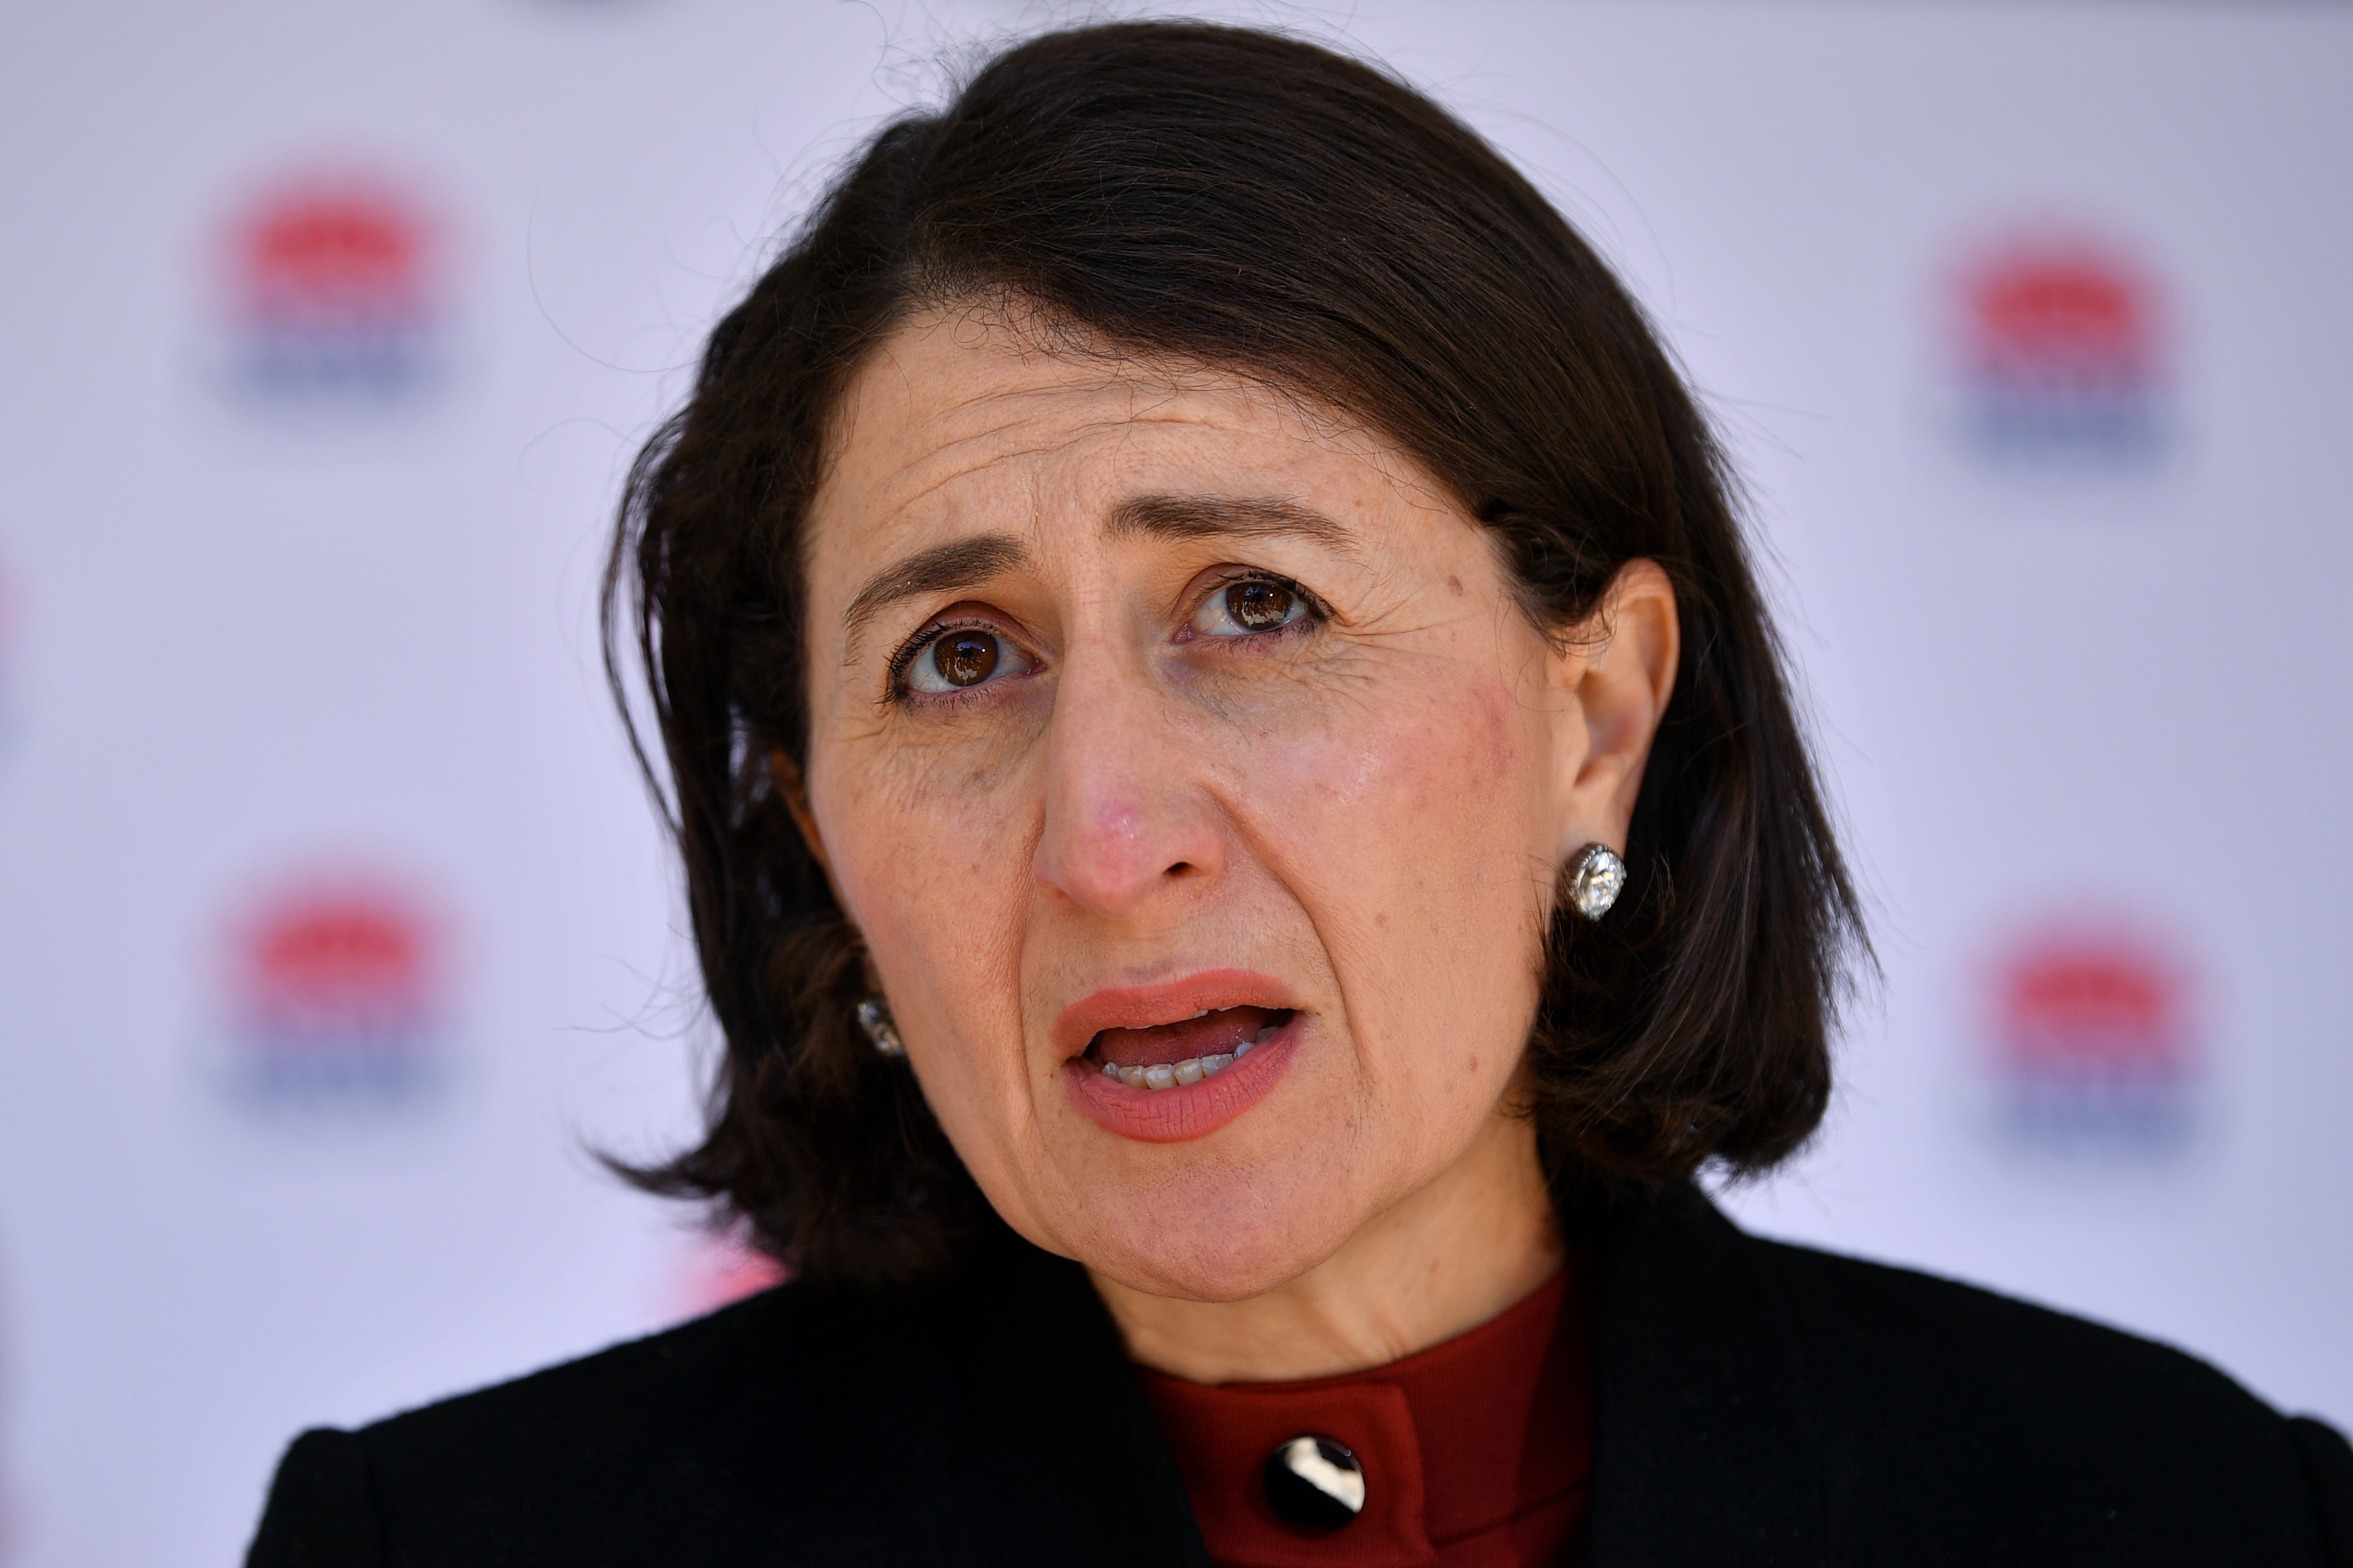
606, 20, 1866, 1287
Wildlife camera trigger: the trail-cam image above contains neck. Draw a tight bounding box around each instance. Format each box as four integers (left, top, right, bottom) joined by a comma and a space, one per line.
1091, 1110, 1562, 1384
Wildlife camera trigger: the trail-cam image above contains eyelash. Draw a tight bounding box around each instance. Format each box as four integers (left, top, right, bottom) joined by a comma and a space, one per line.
885, 615, 1005, 703
884, 572, 1328, 703
1190, 569, 1328, 642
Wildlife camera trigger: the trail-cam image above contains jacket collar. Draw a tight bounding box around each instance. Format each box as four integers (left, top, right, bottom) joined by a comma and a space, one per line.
903, 1220, 1214, 1566
1582, 1182, 1826, 1565
896, 1181, 1823, 1566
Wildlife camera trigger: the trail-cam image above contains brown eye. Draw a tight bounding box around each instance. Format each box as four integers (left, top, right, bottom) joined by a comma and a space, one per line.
901, 623, 1036, 698
1226, 581, 1294, 630
1187, 576, 1315, 640
932, 632, 1001, 687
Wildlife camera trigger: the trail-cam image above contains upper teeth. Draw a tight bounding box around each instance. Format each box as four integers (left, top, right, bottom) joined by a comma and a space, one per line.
1098, 1025, 1277, 1090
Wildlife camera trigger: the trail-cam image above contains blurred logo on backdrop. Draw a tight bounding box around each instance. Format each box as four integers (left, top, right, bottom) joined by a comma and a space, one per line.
1943, 225, 2173, 469
1977, 914, 2202, 1158
666, 1231, 790, 1325
211, 166, 458, 410
209, 867, 460, 1116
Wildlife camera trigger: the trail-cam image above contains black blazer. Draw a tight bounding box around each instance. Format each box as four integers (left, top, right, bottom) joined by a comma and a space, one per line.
248, 1184, 2352, 1565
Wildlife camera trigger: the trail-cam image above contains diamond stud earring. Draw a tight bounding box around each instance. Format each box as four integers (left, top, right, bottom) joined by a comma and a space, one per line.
1565, 843, 1628, 920
855, 998, 906, 1058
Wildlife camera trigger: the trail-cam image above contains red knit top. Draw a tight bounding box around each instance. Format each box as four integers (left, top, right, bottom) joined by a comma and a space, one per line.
1134, 1266, 1594, 1568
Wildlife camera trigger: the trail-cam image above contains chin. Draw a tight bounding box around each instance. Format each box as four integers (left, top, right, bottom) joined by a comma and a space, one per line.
1063, 1181, 1360, 1304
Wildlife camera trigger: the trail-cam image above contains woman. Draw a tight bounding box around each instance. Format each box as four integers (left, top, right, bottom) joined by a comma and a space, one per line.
248, 21, 2350, 1566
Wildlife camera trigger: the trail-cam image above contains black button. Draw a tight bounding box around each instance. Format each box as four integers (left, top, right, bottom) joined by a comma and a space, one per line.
1261, 1435, 1365, 1535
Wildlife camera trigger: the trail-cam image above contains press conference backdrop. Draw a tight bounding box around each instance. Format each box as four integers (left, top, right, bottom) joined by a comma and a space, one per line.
1, 1, 2347, 1561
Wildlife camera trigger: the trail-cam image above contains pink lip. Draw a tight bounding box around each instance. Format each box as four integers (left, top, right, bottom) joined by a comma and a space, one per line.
1050, 968, 1299, 1058
1054, 969, 1302, 1144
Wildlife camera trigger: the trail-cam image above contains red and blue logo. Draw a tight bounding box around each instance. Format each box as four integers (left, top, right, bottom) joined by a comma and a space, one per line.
218, 873, 454, 1112
1947, 228, 2171, 467
666, 1231, 790, 1325
1981, 918, 2199, 1156
217, 170, 453, 406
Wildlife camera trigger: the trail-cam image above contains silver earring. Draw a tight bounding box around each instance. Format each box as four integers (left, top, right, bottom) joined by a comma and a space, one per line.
1565, 843, 1628, 920
855, 998, 905, 1058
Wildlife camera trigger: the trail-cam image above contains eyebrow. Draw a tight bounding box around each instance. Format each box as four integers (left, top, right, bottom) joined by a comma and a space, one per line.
838, 495, 1355, 661
841, 533, 1031, 656
1105, 493, 1360, 553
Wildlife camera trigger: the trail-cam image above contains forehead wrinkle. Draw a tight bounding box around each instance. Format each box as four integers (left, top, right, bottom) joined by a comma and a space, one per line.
868, 398, 1256, 525
825, 357, 1388, 669
1103, 493, 1364, 556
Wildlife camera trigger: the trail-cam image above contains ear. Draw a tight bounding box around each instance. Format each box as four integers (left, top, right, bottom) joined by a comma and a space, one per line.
768, 747, 836, 881
1545, 559, 1680, 865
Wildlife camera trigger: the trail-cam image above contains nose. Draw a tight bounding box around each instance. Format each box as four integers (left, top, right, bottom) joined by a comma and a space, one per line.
1031, 657, 1224, 919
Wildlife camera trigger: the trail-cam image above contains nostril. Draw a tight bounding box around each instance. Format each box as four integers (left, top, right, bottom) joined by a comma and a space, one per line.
1166, 861, 1194, 876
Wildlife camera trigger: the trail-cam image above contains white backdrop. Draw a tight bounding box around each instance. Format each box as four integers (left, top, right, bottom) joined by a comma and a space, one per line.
1, 3, 2347, 1563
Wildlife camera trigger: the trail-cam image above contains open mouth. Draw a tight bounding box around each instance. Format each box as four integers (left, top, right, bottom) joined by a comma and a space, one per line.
1057, 971, 1300, 1142
1084, 1004, 1295, 1092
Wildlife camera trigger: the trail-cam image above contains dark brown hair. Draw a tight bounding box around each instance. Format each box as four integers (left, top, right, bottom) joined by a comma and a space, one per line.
606, 20, 1866, 1286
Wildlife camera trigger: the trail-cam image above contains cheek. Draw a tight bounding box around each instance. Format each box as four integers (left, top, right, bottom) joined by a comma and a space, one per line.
822, 760, 1042, 1203
1250, 673, 1527, 830
1233, 669, 1551, 1105
820, 753, 1030, 1033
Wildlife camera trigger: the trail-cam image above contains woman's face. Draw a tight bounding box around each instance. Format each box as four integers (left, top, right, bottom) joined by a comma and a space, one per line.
800, 308, 1660, 1303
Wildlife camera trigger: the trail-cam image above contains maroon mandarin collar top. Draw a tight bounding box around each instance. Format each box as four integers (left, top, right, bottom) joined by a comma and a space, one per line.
1133, 1265, 1595, 1568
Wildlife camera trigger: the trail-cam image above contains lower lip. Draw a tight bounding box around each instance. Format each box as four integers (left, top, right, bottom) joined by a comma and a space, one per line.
1061, 1015, 1301, 1144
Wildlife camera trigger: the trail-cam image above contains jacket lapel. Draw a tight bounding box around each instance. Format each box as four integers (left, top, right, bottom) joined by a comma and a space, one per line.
911, 1181, 1823, 1567
1582, 1182, 1827, 1566
920, 1222, 1216, 1567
